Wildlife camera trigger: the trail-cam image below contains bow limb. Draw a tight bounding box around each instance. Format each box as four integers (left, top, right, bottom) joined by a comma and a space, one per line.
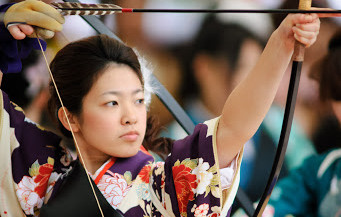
35, 36, 105, 217
253, 0, 312, 216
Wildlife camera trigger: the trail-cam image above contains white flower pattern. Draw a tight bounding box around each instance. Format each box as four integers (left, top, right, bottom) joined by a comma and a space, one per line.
192, 158, 213, 195
16, 176, 43, 215
136, 183, 151, 201
97, 174, 131, 208
194, 203, 209, 217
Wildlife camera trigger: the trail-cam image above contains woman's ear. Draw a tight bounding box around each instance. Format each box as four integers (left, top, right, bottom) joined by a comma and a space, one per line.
57, 107, 80, 133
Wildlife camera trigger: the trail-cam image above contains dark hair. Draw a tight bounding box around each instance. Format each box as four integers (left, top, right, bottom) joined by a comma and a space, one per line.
179, 16, 265, 100
48, 34, 173, 158
311, 29, 341, 101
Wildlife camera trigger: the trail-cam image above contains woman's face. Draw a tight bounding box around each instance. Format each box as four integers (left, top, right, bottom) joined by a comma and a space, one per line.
74, 64, 147, 158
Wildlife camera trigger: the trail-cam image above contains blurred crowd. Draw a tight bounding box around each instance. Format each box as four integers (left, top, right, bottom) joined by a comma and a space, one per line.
1, 0, 341, 216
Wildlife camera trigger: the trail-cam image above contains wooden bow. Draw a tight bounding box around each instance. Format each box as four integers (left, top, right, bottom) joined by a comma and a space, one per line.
253, 0, 312, 216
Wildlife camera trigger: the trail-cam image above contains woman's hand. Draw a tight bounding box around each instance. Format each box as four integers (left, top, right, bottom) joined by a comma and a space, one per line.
276, 8, 341, 51
276, 13, 320, 51
4, 0, 64, 39
7, 24, 35, 40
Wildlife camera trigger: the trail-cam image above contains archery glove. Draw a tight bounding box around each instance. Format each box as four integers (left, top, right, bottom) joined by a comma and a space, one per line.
4, 0, 65, 39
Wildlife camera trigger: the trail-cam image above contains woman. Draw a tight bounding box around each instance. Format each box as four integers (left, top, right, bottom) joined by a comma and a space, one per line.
0, 0, 324, 216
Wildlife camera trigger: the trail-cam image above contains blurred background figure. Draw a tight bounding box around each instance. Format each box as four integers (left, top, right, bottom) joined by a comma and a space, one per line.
263, 28, 341, 217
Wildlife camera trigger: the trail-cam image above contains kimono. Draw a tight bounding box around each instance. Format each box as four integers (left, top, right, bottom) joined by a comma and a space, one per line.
0, 91, 243, 217
264, 148, 341, 217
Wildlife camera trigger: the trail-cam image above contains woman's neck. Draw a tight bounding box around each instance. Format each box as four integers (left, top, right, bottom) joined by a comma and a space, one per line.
79, 151, 111, 175
75, 141, 111, 174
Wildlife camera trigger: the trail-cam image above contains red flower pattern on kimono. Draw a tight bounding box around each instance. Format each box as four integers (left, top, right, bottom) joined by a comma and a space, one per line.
208, 213, 220, 217
139, 165, 151, 183
173, 164, 198, 214
34, 163, 53, 198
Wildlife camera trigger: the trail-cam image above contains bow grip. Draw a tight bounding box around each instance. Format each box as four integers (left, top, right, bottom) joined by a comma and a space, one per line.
292, 0, 312, 62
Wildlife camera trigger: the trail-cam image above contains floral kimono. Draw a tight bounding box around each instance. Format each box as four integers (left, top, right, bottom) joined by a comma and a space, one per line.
0, 90, 243, 217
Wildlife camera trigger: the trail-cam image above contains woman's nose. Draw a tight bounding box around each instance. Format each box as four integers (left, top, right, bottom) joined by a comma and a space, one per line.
121, 106, 137, 125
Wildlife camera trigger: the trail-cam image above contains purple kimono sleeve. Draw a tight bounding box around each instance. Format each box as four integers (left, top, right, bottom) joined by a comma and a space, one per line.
0, 90, 73, 216
0, 3, 46, 74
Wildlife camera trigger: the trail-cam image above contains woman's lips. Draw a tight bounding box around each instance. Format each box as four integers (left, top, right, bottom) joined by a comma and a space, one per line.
120, 131, 139, 142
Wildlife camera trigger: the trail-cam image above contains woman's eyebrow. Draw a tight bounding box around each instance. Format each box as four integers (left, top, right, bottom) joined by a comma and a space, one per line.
101, 88, 143, 96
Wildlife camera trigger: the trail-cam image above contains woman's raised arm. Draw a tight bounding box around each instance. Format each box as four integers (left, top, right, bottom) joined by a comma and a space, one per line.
216, 13, 321, 168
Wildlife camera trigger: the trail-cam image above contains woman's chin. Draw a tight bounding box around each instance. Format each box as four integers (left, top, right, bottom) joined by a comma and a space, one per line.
112, 148, 140, 158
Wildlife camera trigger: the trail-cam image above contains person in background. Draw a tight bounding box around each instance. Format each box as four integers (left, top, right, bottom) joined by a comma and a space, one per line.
261, 28, 341, 217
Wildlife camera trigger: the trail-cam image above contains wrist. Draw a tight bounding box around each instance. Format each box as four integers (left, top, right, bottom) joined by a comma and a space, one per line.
269, 29, 295, 56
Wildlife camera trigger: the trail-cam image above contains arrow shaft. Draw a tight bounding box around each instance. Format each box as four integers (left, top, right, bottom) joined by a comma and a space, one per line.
51, 3, 341, 15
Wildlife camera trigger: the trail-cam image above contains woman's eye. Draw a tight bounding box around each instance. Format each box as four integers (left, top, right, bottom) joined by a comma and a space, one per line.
106, 101, 118, 106
136, 99, 144, 104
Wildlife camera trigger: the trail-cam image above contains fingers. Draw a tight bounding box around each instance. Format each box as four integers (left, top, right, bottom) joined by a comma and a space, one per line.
293, 27, 317, 47
291, 13, 319, 25
293, 26, 316, 40
18, 24, 35, 35
4, 0, 64, 34
8, 24, 34, 40
28, 0, 65, 24
25, 11, 63, 32
294, 20, 320, 32
291, 13, 320, 47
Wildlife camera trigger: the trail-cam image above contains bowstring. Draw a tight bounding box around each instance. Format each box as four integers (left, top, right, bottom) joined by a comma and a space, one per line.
35, 35, 105, 217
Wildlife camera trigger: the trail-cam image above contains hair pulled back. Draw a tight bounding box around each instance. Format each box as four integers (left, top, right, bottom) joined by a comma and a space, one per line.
48, 34, 172, 158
